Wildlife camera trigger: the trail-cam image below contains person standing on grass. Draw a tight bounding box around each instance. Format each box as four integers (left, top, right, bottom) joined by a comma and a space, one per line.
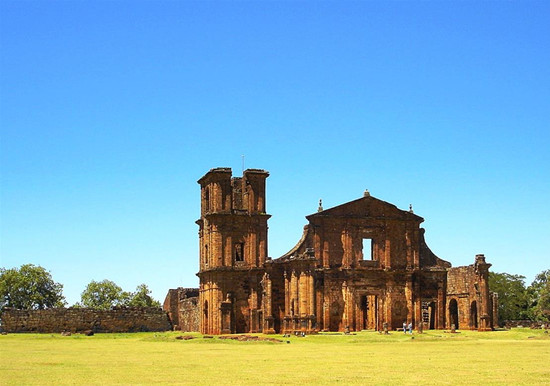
408, 322, 413, 334
403, 322, 407, 333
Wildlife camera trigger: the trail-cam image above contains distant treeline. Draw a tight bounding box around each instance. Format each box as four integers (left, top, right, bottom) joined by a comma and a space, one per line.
1, 264, 161, 311
489, 270, 550, 324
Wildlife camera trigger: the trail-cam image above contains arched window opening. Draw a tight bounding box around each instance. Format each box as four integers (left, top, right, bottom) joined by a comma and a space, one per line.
427, 301, 436, 330
470, 301, 478, 329
235, 242, 244, 262
203, 300, 209, 331
449, 299, 459, 330
205, 187, 210, 212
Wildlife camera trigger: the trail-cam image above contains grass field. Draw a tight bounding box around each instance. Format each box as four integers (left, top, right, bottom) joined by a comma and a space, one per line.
1, 328, 549, 385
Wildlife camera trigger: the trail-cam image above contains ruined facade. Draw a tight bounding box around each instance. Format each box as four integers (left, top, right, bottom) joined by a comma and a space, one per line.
190, 167, 497, 334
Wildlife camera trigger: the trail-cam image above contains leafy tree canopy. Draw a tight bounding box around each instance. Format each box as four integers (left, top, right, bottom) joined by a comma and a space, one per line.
128, 284, 161, 308
0, 264, 66, 310
488, 272, 530, 322
79, 280, 160, 309
80, 279, 130, 310
527, 269, 550, 322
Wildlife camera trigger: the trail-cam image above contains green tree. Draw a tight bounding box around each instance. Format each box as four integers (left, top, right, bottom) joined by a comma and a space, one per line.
527, 269, 550, 322
127, 284, 161, 308
80, 279, 130, 310
488, 272, 530, 323
0, 264, 66, 310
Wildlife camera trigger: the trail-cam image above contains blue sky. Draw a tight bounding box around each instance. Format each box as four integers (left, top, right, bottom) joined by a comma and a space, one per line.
1, 1, 549, 305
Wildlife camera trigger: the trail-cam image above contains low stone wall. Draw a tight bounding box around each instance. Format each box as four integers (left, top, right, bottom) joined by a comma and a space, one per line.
0, 307, 172, 333
503, 320, 549, 329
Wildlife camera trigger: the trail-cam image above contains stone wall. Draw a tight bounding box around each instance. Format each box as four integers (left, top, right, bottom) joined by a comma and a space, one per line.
446, 266, 475, 296
446, 266, 476, 329
503, 320, 550, 329
164, 288, 181, 327
446, 255, 496, 331
178, 297, 199, 332
0, 307, 172, 333
163, 287, 199, 332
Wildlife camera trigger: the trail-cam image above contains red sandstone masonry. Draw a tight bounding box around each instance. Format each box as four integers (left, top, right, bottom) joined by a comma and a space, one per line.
178, 297, 199, 332
191, 167, 498, 335
163, 288, 200, 331
0, 307, 172, 333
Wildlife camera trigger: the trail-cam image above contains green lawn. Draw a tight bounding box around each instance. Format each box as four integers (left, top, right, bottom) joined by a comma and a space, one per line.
1, 329, 549, 385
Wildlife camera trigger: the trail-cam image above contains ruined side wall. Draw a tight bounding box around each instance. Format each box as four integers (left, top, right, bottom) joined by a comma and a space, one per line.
446, 265, 475, 329
163, 288, 199, 331
178, 297, 199, 332
164, 289, 181, 327
447, 266, 475, 295
0, 307, 172, 333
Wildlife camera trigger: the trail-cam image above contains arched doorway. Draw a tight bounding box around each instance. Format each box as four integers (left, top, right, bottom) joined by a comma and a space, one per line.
329, 300, 341, 331
203, 300, 209, 332
470, 301, 478, 330
449, 299, 459, 330
427, 301, 436, 329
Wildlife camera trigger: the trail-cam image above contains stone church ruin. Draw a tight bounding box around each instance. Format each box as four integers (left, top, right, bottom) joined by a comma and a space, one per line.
164, 167, 498, 334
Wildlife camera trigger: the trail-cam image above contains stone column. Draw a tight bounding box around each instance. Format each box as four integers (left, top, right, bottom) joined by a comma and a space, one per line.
437, 286, 445, 330
300, 271, 307, 318
266, 274, 273, 316
414, 279, 422, 331
259, 236, 266, 265
381, 295, 390, 330
309, 271, 315, 316
323, 240, 330, 268
211, 228, 222, 268
384, 240, 391, 269
249, 232, 257, 266
213, 283, 220, 334
406, 231, 412, 268
348, 290, 356, 331
208, 285, 213, 334
413, 229, 420, 269
284, 271, 290, 316
405, 278, 413, 323
323, 298, 329, 332
475, 254, 492, 331
199, 284, 205, 334
342, 281, 349, 331
291, 270, 298, 316
249, 276, 258, 332
341, 230, 352, 267
224, 235, 232, 266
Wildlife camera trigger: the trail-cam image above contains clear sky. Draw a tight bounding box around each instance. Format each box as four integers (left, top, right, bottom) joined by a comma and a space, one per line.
1, 1, 549, 306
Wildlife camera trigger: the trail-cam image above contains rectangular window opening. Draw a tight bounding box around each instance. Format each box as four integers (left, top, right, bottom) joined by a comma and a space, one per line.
362, 238, 373, 260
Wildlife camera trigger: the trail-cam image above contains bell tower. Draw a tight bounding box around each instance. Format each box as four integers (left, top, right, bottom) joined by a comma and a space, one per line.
196, 168, 270, 334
